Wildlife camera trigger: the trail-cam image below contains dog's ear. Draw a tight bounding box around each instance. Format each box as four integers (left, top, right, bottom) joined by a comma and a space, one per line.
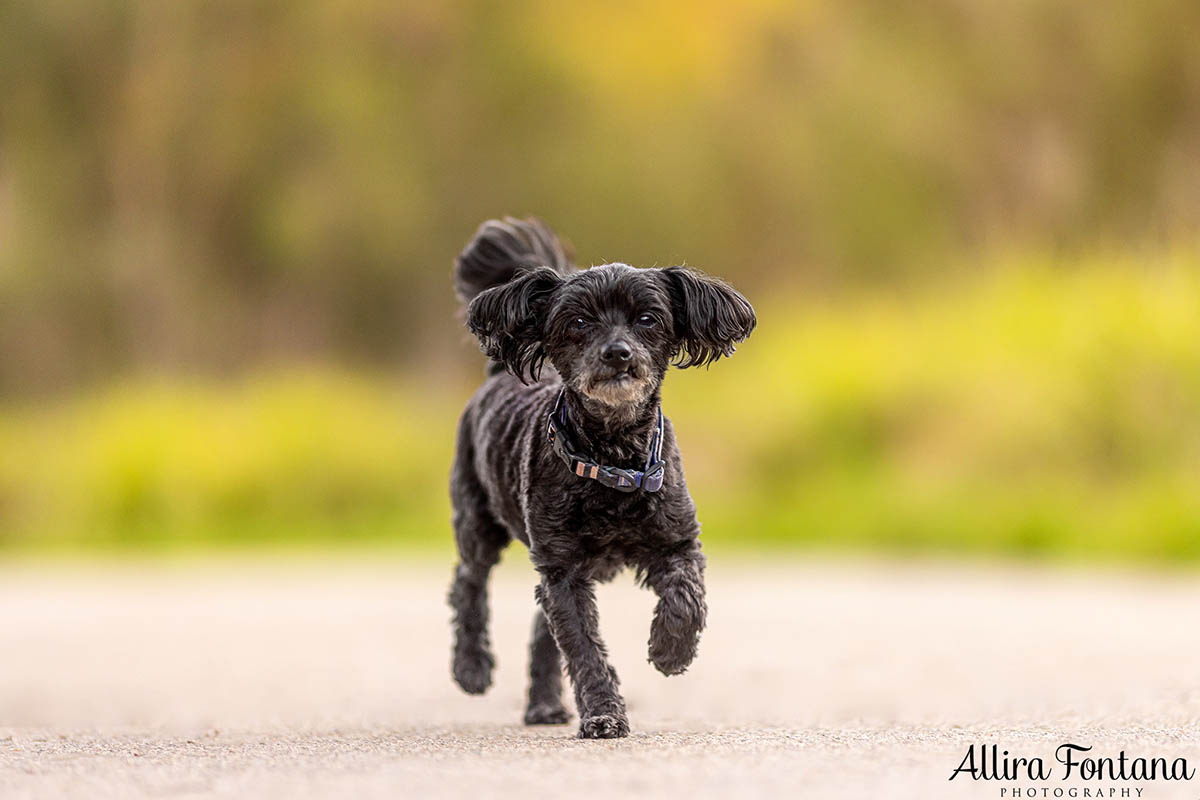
466, 266, 563, 382
660, 266, 756, 368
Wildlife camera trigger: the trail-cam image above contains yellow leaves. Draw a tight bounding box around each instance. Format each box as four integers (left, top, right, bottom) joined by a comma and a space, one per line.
531, 0, 798, 107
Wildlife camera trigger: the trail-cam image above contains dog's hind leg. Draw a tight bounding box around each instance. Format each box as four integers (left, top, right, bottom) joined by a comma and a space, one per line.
448, 441, 509, 695
448, 512, 506, 694
523, 608, 570, 725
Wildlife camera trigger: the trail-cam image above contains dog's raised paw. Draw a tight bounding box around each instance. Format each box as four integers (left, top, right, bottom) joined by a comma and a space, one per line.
648, 646, 694, 676
648, 592, 704, 676
577, 714, 629, 739
648, 631, 699, 676
524, 704, 571, 725
452, 648, 494, 695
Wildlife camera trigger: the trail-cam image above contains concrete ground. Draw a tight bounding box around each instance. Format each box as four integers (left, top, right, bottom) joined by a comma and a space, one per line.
3, 556, 1200, 799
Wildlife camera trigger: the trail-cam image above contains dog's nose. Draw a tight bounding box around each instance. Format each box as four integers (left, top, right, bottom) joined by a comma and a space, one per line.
601, 341, 633, 363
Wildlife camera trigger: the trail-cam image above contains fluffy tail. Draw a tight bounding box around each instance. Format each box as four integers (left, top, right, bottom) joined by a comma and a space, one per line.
453, 217, 574, 304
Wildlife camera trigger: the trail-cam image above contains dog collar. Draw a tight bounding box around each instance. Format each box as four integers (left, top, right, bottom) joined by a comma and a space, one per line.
546, 389, 665, 493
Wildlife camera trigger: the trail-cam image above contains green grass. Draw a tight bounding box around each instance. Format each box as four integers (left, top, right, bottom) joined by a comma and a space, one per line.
0, 372, 453, 554
4, 253, 1200, 562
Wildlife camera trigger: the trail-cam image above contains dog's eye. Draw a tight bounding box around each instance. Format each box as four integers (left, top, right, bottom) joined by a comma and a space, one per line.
635, 313, 657, 328
569, 317, 589, 331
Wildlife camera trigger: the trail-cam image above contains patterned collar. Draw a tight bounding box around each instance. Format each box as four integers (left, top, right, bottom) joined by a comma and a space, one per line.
546, 389, 665, 493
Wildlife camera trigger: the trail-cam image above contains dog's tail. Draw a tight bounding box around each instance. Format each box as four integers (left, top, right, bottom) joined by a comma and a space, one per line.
453, 217, 575, 304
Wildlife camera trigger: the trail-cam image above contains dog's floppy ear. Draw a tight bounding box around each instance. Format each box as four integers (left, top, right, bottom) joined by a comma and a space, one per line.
466, 266, 563, 383
660, 266, 756, 368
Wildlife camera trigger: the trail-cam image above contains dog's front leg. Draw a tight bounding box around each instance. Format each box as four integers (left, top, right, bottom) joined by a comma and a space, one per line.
535, 570, 629, 739
643, 540, 707, 676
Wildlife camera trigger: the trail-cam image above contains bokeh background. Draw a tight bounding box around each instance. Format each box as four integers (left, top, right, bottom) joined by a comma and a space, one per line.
2, 0, 1199, 561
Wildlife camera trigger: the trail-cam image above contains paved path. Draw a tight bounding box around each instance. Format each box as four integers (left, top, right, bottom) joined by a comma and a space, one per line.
3, 557, 1200, 799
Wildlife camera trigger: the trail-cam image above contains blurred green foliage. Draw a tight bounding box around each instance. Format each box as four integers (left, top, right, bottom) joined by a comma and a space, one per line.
3, 255, 1199, 561
2, 0, 1200, 392
3, 1, 1199, 559
671, 252, 1200, 561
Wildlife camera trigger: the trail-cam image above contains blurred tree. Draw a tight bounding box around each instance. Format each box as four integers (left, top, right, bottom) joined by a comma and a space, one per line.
0, 0, 1198, 394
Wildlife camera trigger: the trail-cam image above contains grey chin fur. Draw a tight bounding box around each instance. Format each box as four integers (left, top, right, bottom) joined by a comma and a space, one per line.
576, 373, 654, 408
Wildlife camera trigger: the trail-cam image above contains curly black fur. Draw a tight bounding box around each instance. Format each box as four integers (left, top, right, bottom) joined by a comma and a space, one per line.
448, 217, 755, 739
454, 217, 575, 304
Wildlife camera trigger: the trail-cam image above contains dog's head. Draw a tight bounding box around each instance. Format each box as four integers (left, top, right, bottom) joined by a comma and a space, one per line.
466, 263, 755, 407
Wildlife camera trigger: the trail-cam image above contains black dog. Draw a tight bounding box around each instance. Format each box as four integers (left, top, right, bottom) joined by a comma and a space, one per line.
448, 217, 755, 739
